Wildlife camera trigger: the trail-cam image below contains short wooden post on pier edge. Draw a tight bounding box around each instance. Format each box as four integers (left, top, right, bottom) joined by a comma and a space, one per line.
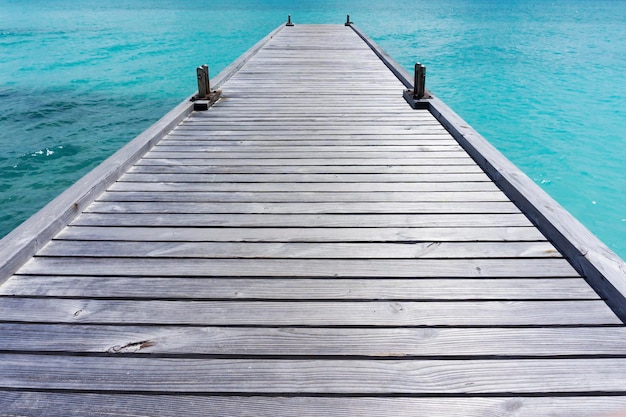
413, 62, 426, 99
191, 64, 221, 111
345, 15, 353, 26
197, 64, 210, 97
403, 62, 430, 109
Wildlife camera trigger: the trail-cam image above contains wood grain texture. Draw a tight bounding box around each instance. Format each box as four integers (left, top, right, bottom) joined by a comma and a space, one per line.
3, 355, 626, 393
84, 200, 523, 214
37, 241, 561, 259
108, 181, 500, 193
152, 145, 463, 153
1, 277, 593, 299
18, 257, 578, 277
128, 164, 485, 174
0, 299, 617, 325
118, 172, 491, 183
134, 157, 478, 166
69, 213, 532, 227
54, 226, 548, 242
143, 151, 469, 159
158, 138, 460, 146
2, 393, 626, 417
4, 324, 624, 356
97, 190, 513, 202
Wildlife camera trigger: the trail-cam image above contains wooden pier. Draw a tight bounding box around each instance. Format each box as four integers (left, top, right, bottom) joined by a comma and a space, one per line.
2, 23, 626, 416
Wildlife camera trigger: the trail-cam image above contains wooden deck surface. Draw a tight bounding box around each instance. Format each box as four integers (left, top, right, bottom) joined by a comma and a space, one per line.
2, 23, 626, 416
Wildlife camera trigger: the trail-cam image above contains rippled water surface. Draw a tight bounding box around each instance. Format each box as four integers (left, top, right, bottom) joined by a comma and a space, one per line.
1, 0, 624, 258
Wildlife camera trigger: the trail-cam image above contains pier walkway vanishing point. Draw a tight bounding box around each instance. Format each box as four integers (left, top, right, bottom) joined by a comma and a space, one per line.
2, 22, 626, 417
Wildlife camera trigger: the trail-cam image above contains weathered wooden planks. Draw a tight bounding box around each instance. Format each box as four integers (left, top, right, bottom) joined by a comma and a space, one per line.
6, 324, 626, 356
3, 393, 626, 417
0, 277, 595, 300
53, 226, 547, 242
118, 172, 490, 182
84, 200, 522, 214
68, 213, 532, 227
98, 190, 511, 202
37, 241, 561, 259
128, 164, 486, 173
4, 355, 626, 393
134, 157, 478, 165
1, 22, 625, 417
1, 299, 616, 325
18, 257, 577, 277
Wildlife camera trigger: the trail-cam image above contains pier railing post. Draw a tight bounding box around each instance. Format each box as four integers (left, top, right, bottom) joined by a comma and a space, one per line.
413, 63, 426, 99
345, 15, 353, 26
403, 62, 429, 108
196, 64, 210, 98
286, 15, 294, 26
192, 64, 221, 111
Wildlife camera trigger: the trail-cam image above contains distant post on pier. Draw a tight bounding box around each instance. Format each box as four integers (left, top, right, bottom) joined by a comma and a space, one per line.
196, 64, 210, 98
413, 63, 426, 99
193, 64, 221, 110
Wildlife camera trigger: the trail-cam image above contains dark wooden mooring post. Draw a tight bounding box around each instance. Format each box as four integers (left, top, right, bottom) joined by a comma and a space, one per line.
286, 15, 294, 26
413, 62, 426, 99
192, 64, 221, 111
403, 62, 429, 108
345, 15, 353, 26
196, 64, 210, 98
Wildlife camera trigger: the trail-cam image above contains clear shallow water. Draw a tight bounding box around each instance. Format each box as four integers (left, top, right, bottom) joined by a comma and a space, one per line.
1, 0, 624, 259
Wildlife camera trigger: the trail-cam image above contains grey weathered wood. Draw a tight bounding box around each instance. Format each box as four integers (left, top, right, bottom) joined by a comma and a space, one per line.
129, 164, 485, 174
196, 64, 210, 97
97, 190, 513, 202
6, 324, 626, 356
15, 257, 580, 278
2, 393, 626, 417
3, 355, 626, 393
37, 241, 561, 259
144, 151, 469, 159
0, 299, 617, 325
159, 138, 459, 146
118, 172, 491, 183
153, 145, 463, 153
190, 103, 419, 109
84, 201, 522, 214
182, 115, 440, 122
69, 213, 532, 227
175, 122, 444, 129
165, 127, 447, 134
184, 114, 436, 121
108, 182, 500, 192
214, 96, 411, 103
135, 157, 477, 166
54, 226, 547, 242
1, 277, 592, 299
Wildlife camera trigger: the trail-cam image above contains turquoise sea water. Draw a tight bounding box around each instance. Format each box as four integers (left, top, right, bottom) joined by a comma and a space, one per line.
1, 0, 624, 259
